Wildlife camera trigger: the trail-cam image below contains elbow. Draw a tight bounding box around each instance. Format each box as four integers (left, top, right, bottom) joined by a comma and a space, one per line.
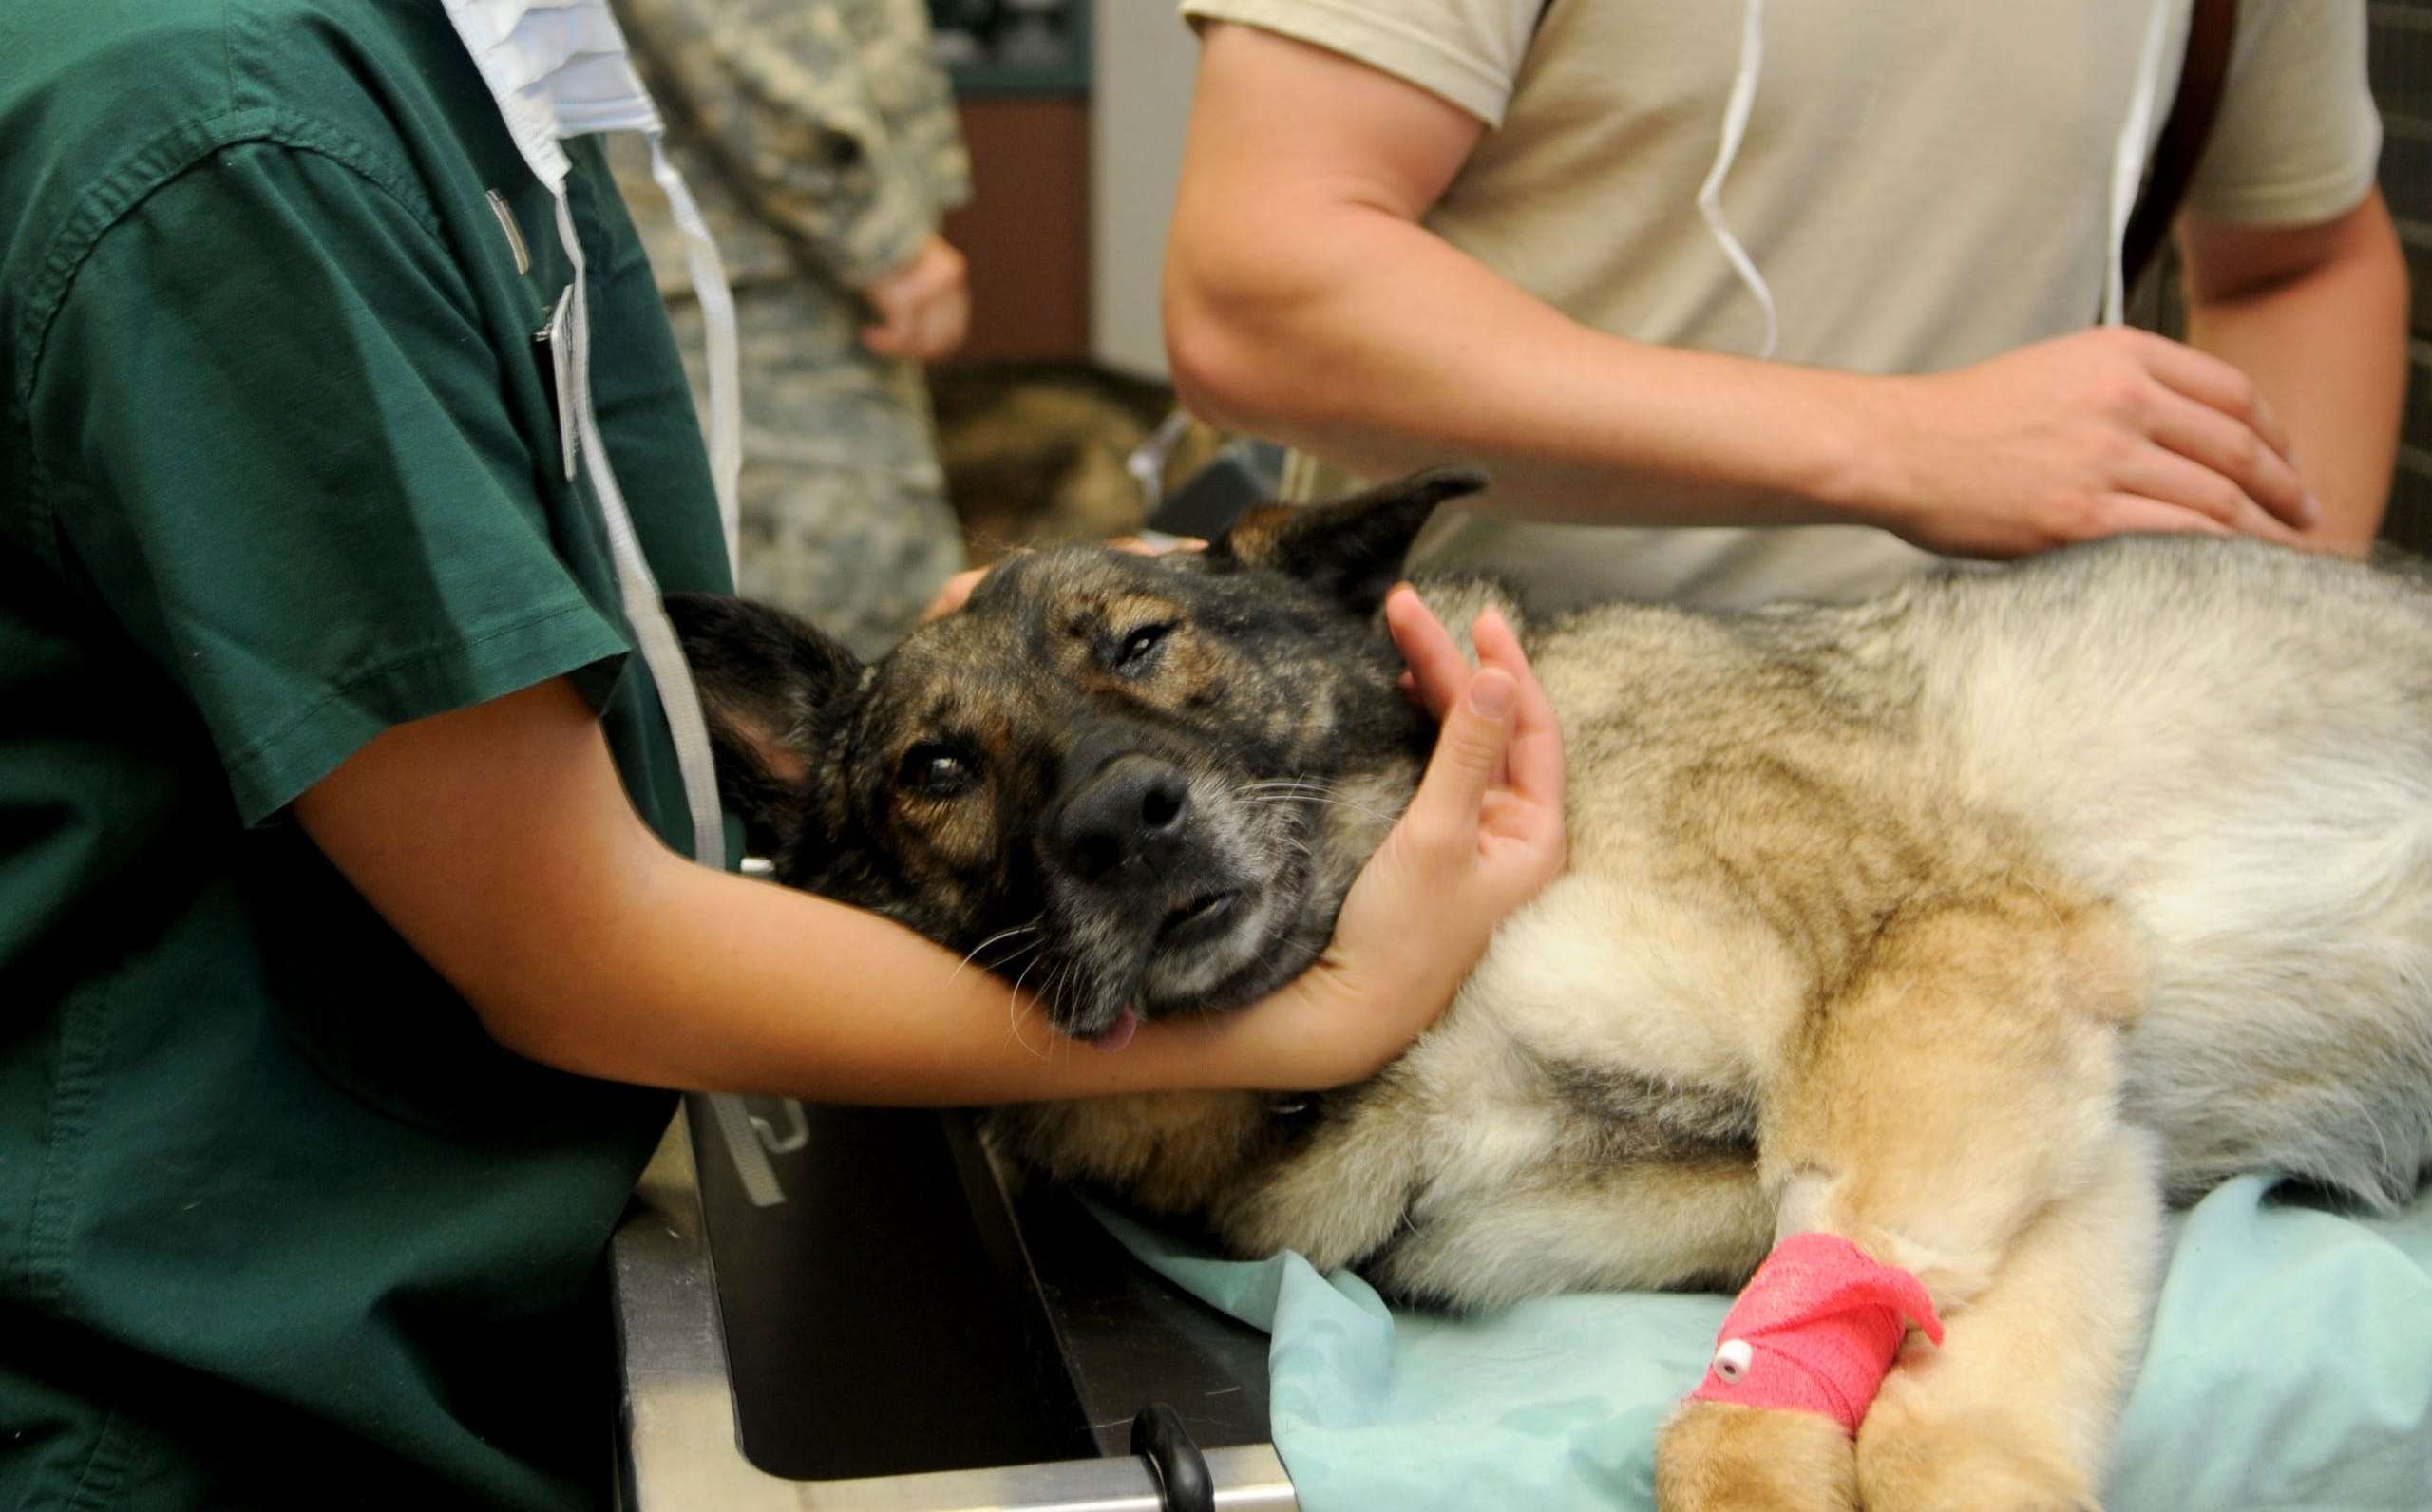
475, 994, 687, 1091
475, 998, 581, 1076
448, 909, 676, 1089
1163, 231, 1337, 441
469, 989, 627, 1085
1164, 266, 1269, 437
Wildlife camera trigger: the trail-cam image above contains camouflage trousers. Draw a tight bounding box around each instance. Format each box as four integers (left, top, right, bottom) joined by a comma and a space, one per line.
661, 284, 966, 660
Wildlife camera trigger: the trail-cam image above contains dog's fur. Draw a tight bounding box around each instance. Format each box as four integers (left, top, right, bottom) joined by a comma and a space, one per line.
671, 470, 2432, 1510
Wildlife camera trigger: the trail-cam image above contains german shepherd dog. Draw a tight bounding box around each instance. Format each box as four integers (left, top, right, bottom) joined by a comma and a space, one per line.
668, 470, 2432, 1511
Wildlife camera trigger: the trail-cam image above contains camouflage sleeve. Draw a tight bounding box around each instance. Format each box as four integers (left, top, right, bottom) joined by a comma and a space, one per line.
618, 0, 973, 290
849, 0, 974, 217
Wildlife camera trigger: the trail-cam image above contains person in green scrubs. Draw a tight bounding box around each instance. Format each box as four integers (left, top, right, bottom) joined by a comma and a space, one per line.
0, 3, 1565, 1507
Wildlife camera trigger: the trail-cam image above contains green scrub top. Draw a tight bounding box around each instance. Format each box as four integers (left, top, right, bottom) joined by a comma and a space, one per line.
0, 2, 735, 1506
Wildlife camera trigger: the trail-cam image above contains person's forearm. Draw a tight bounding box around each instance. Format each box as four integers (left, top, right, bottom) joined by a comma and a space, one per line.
531, 595, 1553, 1106
497, 839, 1344, 1104
294, 679, 1277, 1104
300, 624, 1560, 1110
2182, 194, 2410, 554
2178, 189, 2403, 557
1167, 198, 1889, 528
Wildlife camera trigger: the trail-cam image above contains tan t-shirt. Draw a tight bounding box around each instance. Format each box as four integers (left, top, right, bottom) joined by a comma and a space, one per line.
1179, 0, 2382, 610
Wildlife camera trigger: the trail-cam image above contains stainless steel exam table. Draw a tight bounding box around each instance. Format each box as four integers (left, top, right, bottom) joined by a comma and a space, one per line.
611, 1096, 1301, 1510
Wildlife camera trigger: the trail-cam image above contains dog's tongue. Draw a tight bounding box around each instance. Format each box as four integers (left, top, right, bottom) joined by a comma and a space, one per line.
1093, 1008, 1140, 1053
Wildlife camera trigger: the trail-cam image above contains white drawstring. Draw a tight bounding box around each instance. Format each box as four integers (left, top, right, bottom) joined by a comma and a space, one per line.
547, 196, 728, 879
646, 137, 743, 574
553, 187, 787, 1212
2105, 0, 2178, 324
445, 0, 777, 1206
1698, 0, 1778, 359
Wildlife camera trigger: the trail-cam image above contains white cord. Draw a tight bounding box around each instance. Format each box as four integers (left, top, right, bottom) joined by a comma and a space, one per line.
647, 136, 744, 576
1697, 0, 1778, 359
553, 192, 788, 1209
2105, 0, 2178, 324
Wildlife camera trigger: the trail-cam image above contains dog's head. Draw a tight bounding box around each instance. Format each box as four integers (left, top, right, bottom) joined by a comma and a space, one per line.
669, 467, 1486, 1043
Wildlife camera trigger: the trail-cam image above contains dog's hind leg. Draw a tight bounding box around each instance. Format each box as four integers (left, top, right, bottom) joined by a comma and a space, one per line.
1656, 886, 2151, 1512
1854, 1127, 2163, 1512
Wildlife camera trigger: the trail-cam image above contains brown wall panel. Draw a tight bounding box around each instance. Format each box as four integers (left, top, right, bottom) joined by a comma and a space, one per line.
941, 97, 1092, 364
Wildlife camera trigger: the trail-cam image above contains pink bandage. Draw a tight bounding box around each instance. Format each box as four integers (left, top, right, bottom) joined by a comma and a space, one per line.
1686, 1232, 1945, 1436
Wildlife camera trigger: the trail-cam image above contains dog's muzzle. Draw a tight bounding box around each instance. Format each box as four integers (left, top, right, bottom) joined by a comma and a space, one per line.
1052, 752, 1193, 883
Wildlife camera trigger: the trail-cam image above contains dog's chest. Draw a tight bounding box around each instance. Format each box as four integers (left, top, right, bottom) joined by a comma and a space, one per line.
1389, 870, 1781, 1201
1460, 858, 1805, 1066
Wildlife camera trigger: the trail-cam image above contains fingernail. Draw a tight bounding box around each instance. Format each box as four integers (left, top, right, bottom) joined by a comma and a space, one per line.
2303, 494, 2324, 526
1468, 671, 1515, 719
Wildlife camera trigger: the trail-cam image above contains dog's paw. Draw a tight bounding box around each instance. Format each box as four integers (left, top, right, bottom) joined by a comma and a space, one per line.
1654, 1399, 1857, 1512
1855, 1407, 2097, 1512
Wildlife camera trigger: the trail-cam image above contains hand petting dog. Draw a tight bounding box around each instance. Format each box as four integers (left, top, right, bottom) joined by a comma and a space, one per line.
1226, 585, 1568, 1089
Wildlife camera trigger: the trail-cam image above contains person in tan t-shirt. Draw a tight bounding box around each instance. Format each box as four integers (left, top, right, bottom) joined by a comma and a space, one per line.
1165, 2, 2406, 612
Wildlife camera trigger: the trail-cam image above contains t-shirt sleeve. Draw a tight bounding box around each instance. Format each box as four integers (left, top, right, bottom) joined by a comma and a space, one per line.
1177, 0, 1542, 127
2188, 0, 2384, 226
27, 138, 632, 824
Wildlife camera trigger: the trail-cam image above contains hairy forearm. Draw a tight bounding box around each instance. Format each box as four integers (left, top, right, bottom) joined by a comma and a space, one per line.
1167, 198, 1890, 529
2182, 196, 2410, 553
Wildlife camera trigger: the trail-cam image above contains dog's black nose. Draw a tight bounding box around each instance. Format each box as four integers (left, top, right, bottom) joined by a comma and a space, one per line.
1054, 755, 1192, 883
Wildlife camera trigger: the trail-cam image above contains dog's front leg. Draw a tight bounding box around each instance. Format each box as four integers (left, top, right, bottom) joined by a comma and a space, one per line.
1853, 1127, 2162, 1512
1656, 888, 2149, 1512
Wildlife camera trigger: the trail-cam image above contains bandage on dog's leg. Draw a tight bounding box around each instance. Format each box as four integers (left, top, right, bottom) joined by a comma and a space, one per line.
1689, 1230, 1943, 1436
1658, 887, 2143, 1510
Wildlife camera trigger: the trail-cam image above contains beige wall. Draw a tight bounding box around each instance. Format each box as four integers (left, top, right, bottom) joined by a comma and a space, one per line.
1090, 3, 1199, 378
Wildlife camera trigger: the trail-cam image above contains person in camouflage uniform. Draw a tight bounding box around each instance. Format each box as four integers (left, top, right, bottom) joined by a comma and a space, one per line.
611, 0, 974, 658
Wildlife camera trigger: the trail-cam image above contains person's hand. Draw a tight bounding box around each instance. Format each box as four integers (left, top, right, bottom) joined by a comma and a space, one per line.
1867, 327, 2319, 558
859, 234, 970, 362
921, 537, 1207, 622
922, 562, 990, 622
1228, 587, 1567, 1089
1370, 587, 1564, 922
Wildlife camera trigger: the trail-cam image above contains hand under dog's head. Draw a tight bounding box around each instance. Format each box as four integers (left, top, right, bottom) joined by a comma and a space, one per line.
668, 467, 1487, 1044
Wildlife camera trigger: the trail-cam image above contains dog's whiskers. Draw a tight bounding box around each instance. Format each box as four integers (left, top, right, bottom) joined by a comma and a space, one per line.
1006, 949, 1052, 1060
954, 916, 1045, 983
982, 936, 1044, 976
1241, 786, 1402, 830
1240, 778, 1330, 800
1040, 958, 1095, 1053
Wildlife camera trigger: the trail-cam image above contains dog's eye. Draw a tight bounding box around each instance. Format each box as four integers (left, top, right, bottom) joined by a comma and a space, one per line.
897, 743, 978, 798
1114, 622, 1173, 673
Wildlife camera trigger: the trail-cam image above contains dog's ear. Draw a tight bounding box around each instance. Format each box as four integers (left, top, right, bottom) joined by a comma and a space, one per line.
665, 593, 863, 859
1207, 466, 1487, 615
